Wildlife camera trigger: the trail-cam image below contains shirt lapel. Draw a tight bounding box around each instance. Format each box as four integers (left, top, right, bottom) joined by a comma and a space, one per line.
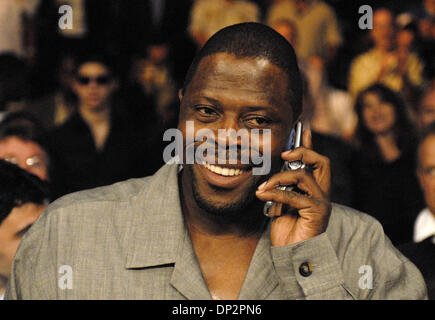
238, 224, 280, 299
124, 164, 184, 268
123, 164, 210, 299
170, 229, 212, 300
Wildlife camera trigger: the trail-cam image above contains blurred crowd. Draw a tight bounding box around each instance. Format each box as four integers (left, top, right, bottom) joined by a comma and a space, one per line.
0, 0, 435, 298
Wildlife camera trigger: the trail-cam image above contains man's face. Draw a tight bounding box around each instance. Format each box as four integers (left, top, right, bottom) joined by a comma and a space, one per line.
371, 10, 394, 50
179, 53, 293, 220
73, 62, 116, 111
417, 135, 435, 216
0, 136, 48, 181
0, 203, 45, 278
418, 90, 435, 130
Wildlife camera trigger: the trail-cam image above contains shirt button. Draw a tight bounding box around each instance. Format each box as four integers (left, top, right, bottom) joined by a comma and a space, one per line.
299, 262, 312, 277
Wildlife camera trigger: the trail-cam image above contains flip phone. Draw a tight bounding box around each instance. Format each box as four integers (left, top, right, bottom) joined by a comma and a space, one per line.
263, 121, 305, 217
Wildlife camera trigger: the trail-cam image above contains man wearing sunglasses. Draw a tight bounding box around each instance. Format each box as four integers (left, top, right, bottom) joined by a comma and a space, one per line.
47, 53, 156, 199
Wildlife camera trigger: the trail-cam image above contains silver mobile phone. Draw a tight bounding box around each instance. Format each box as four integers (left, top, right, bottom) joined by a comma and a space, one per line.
263, 121, 305, 217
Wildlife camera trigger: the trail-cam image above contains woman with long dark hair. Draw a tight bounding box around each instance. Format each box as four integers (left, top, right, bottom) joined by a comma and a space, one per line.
352, 83, 424, 245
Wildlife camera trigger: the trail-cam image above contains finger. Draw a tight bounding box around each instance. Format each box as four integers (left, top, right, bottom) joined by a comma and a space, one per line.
281, 147, 329, 169
257, 169, 324, 199
256, 188, 318, 211
280, 148, 331, 196
302, 129, 312, 149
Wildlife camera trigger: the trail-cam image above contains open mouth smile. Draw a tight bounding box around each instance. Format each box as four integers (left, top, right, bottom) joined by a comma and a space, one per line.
198, 161, 252, 189
202, 162, 245, 176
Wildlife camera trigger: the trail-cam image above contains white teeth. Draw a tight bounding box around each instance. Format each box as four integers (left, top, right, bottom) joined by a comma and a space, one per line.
214, 165, 223, 175
202, 163, 244, 176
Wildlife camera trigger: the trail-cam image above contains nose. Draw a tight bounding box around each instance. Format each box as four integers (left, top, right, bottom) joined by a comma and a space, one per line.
216, 116, 243, 146
365, 103, 380, 114
88, 80, 99, 89
213, 116, 254, 165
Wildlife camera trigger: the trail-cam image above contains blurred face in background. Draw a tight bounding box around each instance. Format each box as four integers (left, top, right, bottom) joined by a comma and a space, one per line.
419, 89, 435, 130
147, 44, 169, 65
73, 62, 116, 111
397, 29, 415, 49
0, 203, 45, 278
362, 92, 396, 136
0, 136, 48, 181
418, 18, 434, 39
417, 134, 435, 216
425, 0, 435, 15
371, 9, 395, 50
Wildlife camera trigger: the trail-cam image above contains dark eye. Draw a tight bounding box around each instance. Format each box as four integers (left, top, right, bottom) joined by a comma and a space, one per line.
424, 167, 435, 177
246, 117, 272, 127
195, 106, 219, 121
197, 107, 215, 115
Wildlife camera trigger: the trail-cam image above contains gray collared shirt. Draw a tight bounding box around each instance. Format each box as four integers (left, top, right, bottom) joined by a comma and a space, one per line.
6, 164, 428, 299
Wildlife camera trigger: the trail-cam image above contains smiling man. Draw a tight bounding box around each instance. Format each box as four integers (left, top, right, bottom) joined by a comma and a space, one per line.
6, 23, 427, 300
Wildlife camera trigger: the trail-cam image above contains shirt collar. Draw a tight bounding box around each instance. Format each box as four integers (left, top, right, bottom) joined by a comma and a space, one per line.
123, 164, 227, 299
122, 163, 281, 299
124, 163, 185, 268
414, 208, 435, 243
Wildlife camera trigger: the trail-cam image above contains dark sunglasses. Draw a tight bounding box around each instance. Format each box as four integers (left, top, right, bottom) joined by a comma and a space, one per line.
76, 75, 111, 85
